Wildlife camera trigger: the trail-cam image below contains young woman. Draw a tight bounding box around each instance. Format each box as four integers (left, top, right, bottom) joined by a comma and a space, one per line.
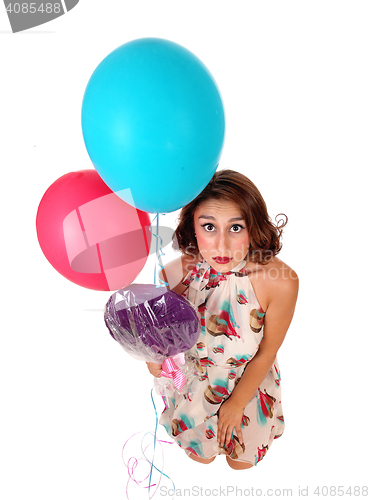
147, 169, 299, 469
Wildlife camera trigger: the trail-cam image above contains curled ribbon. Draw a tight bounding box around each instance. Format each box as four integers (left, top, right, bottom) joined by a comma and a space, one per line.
160, 353, 186, 392
122, 388, 175, 499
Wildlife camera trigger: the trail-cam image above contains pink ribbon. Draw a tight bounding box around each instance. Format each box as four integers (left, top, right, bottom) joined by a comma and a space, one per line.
160, 353, 186, 392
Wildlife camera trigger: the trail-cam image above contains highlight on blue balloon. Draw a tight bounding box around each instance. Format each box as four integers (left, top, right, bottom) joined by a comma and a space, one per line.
81, 37, 225, 214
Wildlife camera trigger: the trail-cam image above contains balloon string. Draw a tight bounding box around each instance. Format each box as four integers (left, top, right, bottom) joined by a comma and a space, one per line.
147, 388, 175, 498
149, 213, 168, 288
121, 388, 175, 499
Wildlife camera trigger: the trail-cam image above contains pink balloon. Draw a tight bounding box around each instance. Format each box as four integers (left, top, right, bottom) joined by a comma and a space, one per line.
36, 170, 152, 291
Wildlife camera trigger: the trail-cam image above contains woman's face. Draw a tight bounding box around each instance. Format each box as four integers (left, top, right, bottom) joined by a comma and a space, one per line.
193, 198, 250, 273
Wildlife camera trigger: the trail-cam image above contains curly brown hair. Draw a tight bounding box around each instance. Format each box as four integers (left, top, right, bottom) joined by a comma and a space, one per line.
173, 169, 287, 264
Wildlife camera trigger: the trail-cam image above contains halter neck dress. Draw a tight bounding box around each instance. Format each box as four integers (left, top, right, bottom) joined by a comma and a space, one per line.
159, 258, 285, 465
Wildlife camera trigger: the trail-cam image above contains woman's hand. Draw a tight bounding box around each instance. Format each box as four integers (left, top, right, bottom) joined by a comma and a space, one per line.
146, 362, 162, 377
217, 397, 245, 447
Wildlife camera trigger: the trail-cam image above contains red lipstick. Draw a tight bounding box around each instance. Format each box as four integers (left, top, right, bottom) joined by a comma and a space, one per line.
213, 257, 232, 264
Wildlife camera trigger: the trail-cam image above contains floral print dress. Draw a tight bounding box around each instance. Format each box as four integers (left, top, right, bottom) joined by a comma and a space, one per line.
159, 258, 285, 465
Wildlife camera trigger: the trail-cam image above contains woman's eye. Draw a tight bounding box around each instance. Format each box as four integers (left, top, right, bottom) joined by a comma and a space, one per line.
230, 224, 243, 233
201, 223, 215, 232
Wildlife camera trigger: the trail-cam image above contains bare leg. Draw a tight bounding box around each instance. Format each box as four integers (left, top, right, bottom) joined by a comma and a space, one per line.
188, 453, 216, 464
226, 456, 253, 470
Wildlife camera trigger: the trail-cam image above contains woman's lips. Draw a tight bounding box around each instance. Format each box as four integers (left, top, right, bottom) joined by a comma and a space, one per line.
213, 257, 232, 264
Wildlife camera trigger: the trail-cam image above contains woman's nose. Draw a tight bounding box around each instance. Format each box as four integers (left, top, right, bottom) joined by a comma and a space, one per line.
216, 232, 230, 252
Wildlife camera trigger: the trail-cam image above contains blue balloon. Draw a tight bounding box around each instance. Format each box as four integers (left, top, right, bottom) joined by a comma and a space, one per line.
81, 38, 225, 213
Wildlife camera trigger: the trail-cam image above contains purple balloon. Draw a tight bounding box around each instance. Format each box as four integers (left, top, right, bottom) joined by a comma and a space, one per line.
104, 284, 200, 362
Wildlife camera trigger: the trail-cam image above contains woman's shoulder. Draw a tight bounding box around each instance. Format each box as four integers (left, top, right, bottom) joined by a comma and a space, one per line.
245, 257, 299, 311
246, 257, 297, 281
159, 253, 200, 292
265, 258, 299, 310
181, 252, 201, 275
263, 257, 298, 282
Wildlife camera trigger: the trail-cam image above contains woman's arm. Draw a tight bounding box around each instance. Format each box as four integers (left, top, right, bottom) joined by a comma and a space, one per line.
217, 270, 299, 447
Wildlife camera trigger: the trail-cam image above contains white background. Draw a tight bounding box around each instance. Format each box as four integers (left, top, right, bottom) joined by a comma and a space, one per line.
1, 1, 369, 499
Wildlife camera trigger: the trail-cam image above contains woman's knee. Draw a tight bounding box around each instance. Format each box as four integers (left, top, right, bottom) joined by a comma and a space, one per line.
188, 453, 216, 464
226, 455, 254, 470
